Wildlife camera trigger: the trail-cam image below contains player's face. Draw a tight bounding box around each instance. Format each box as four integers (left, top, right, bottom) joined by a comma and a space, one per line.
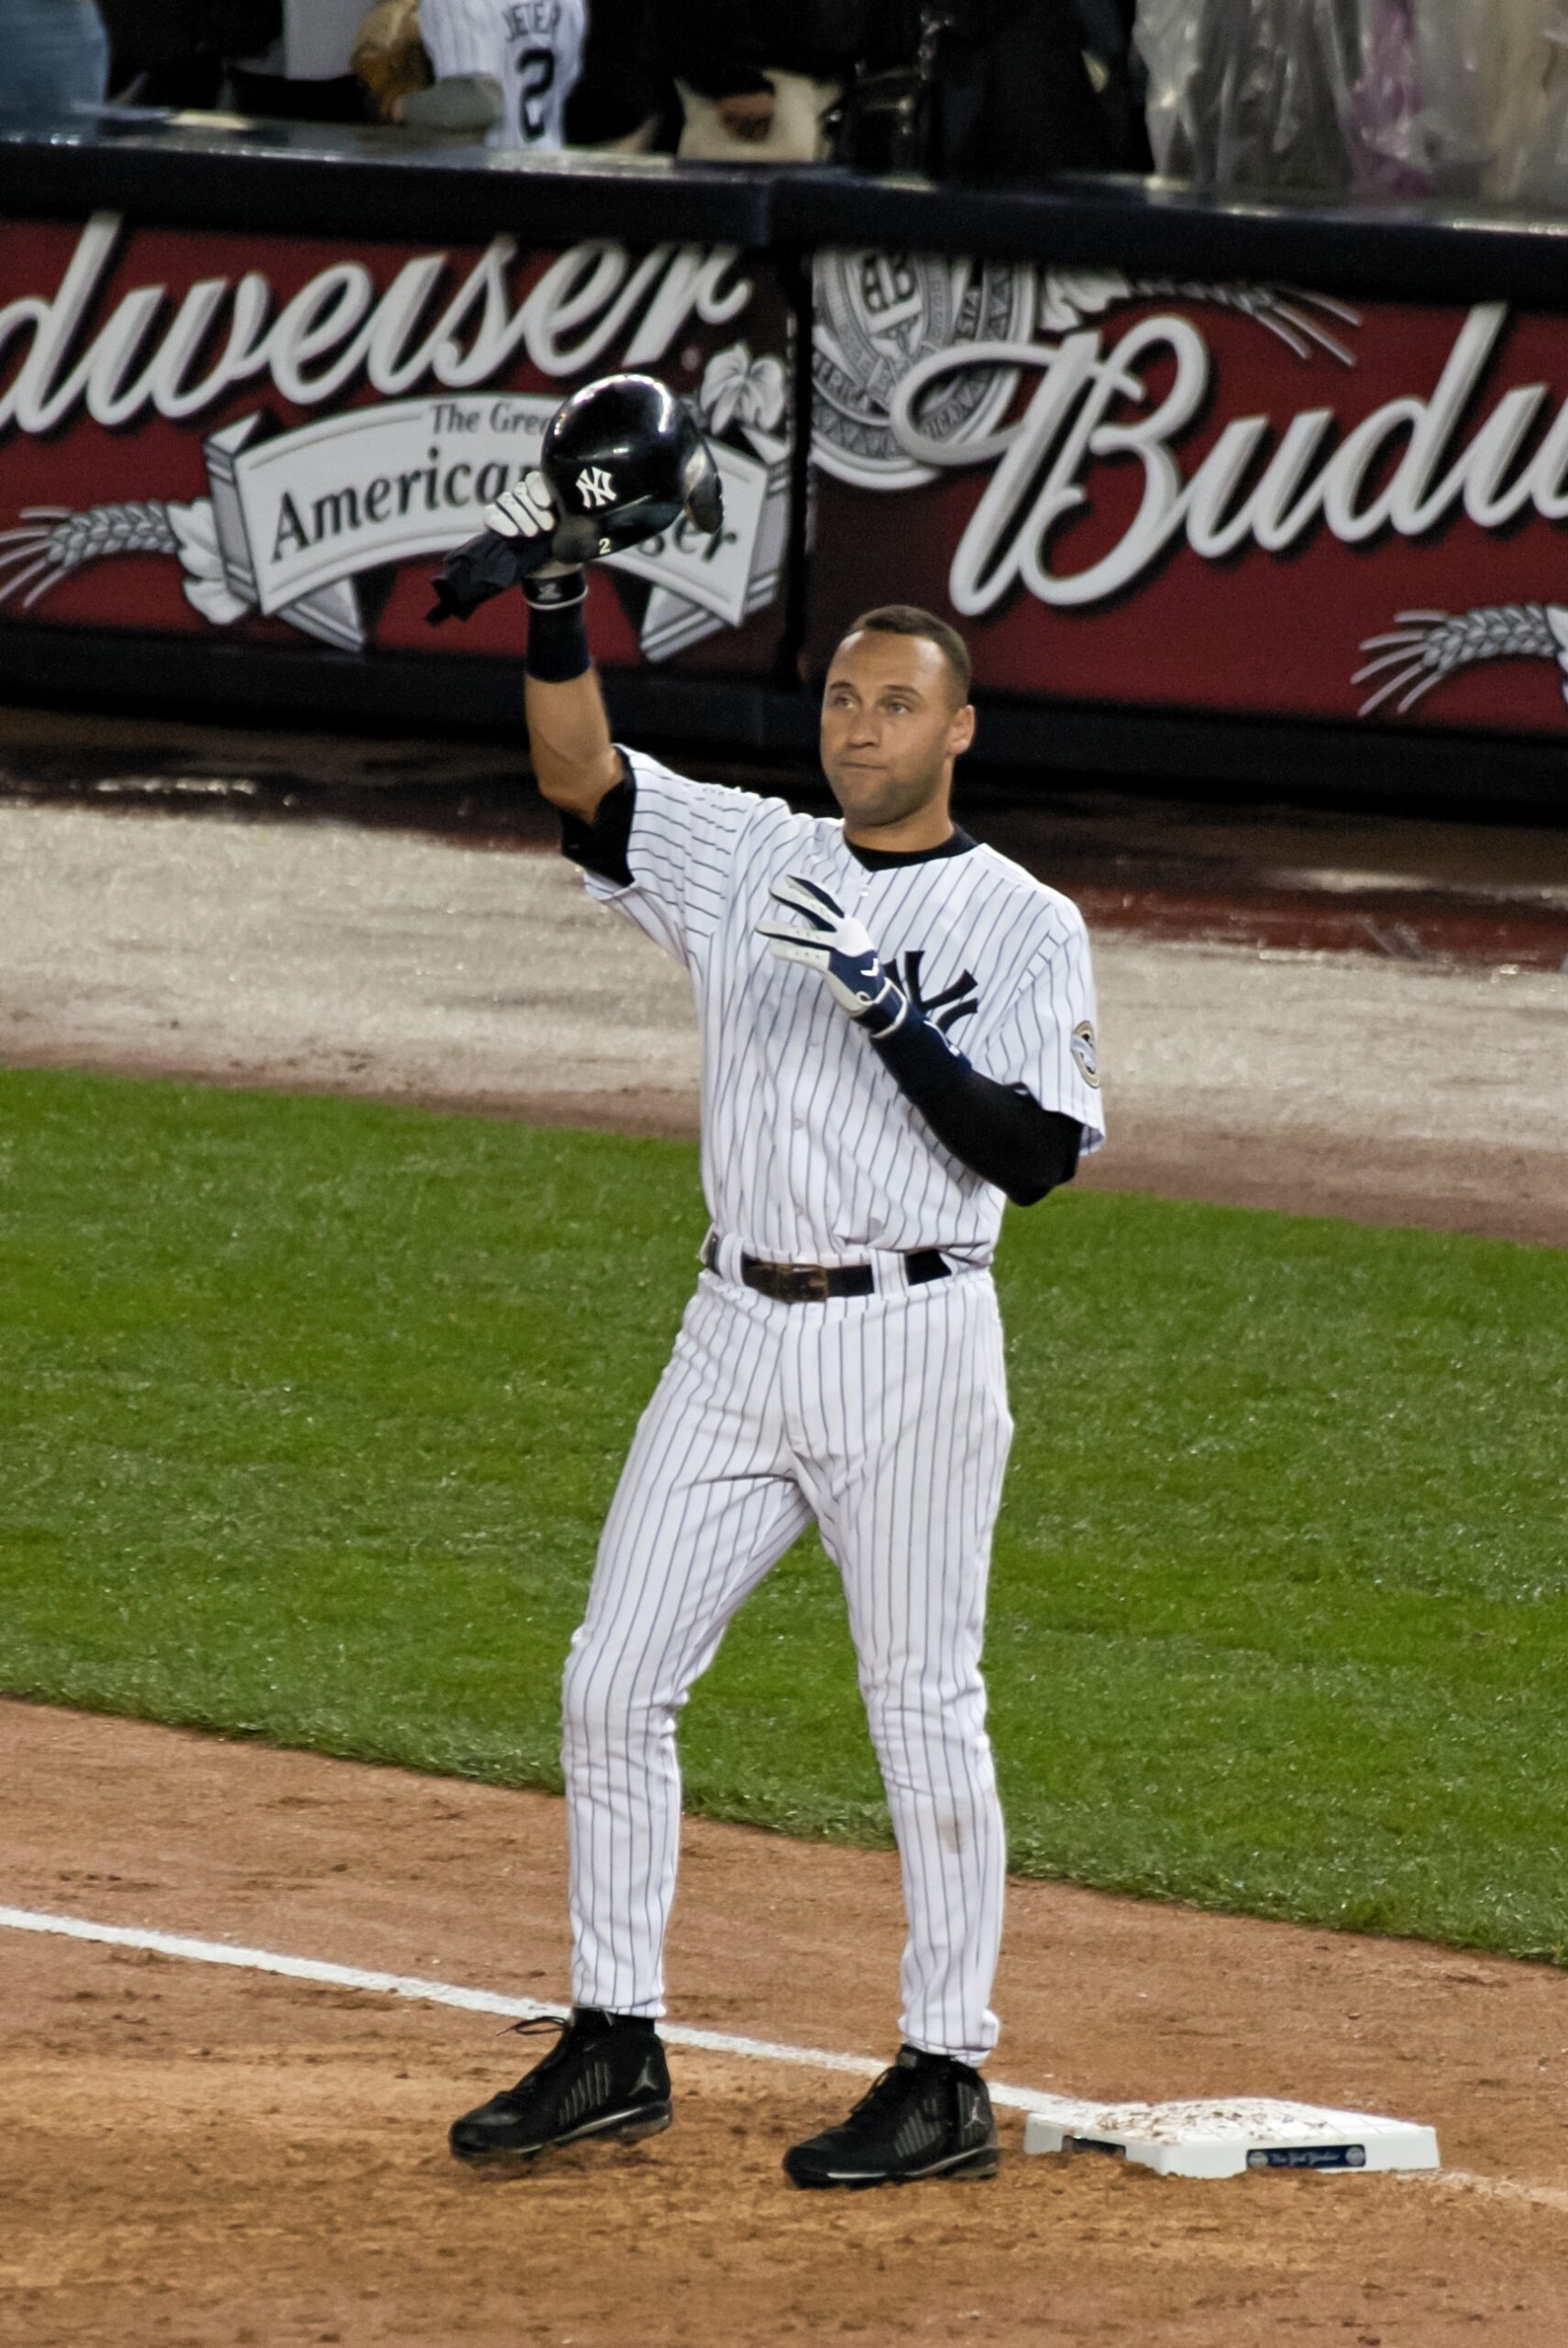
820, 633, 975, 833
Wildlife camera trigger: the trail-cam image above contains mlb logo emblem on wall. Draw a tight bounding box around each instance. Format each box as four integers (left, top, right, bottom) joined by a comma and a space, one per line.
812, 250, 1036, 489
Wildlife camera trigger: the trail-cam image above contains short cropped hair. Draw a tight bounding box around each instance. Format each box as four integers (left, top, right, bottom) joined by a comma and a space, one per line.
843, 604, 973, 706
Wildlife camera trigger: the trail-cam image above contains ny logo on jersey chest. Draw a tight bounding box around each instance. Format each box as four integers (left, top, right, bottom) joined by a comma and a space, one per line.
896, 950, 978, 1033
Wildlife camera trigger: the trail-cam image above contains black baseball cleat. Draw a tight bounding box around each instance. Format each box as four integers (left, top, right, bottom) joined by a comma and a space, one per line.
448, 2009, 672, 2171
782, 2045, 999, 2189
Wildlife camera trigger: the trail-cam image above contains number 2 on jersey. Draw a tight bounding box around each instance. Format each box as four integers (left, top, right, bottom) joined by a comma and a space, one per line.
515, 43, 555, 143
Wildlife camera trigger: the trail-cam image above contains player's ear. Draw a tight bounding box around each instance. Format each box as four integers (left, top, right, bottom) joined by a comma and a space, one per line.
950, 701, 977, 759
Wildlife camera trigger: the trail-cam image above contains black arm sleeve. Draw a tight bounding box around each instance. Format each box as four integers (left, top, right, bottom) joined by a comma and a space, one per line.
558, 772, 635, 888
872, 1012, 1082, 1207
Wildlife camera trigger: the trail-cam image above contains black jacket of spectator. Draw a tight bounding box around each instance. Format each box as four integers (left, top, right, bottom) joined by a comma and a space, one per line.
664, 0, 878, 102
98, 0, 276, 104
686, 0, 1142, 184
934, 0, 1118, 181
564, 0, 680, 147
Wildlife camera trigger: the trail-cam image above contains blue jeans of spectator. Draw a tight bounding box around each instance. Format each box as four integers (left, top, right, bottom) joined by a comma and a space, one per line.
0, 0, 111, 113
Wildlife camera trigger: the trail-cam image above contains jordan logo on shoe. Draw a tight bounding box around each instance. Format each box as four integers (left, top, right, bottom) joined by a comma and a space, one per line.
631, 2054, 662, 2097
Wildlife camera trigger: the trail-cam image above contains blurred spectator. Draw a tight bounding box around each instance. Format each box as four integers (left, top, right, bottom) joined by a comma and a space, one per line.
1072, 0, 1153, 170
106, 0, 367, 120
824, 1, 1119, 181
229, 0, 368, 121
1138, 0, 1568, 206
934, 1, 1117, 182
564, 0, 671, 150
98, 0, 224, 106
668, 0, 866, 162
0, 0, 111, 112
353, 0, 431, 121
387, 0, 587, 146
1073, 0, 1130, 51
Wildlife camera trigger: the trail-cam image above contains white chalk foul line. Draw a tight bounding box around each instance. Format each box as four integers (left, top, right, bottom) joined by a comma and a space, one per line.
1436, 2172, 1568, 2216
4, 1902, 1558, 2213
0, 1902, 1037, 2110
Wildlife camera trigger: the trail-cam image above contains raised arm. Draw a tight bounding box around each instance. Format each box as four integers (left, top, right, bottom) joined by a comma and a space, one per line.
525, 652, 623, 824
482, 470, 622, 824
434, 376, 721, 825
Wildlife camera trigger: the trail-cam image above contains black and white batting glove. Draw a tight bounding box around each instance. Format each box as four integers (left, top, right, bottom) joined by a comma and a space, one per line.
756, 875, 911, 1038
483, 466, 555, 543
482, 468, 585, 608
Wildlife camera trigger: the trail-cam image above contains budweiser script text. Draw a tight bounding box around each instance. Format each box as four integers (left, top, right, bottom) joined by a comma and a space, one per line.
0, 215, 750, 434
891, 307, 1568, 611
6, 217, 1567, 623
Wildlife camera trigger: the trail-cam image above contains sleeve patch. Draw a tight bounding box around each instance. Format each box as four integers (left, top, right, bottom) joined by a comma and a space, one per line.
1070, 1019, 1101, 1089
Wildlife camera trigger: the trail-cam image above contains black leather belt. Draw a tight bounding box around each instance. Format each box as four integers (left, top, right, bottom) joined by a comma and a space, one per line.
702, 1237, 950, 1303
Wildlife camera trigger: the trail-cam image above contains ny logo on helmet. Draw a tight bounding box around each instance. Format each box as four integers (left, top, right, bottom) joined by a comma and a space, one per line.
577, 466, 617, 508
896, 950, 978, 1034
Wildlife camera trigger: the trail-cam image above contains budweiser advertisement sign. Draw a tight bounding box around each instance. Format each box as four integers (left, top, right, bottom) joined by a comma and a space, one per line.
0, 214, 792, 672
808, 251, 1568, 735
7, 215, 1568, 737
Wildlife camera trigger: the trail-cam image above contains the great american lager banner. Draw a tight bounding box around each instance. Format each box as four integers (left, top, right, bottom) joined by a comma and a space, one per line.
0, 215, 793, 674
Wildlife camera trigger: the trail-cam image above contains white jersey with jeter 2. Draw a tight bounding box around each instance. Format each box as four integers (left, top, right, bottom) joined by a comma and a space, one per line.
418, 0, 585, 149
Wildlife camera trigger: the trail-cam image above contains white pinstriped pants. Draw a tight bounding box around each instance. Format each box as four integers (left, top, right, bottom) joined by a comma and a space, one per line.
562, 1264, 1013, 2066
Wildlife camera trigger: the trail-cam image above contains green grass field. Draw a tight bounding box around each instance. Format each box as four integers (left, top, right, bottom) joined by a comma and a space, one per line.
3, 1066, 1565, 1961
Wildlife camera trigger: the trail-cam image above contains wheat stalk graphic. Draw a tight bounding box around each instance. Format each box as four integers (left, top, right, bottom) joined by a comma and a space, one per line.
1134, 282, 1362, 366
8, 504, 1564, 728
0, 502, 182, 606
1039, 271, 1363, 366
1354, 605, 1562, 716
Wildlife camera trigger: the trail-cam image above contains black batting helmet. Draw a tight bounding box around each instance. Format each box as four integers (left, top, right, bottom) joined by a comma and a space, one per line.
426, 371, 723, 624
539, 372, 724, 565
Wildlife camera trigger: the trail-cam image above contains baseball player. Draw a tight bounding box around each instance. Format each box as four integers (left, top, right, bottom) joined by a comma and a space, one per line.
447, 425, 1104, 2189
410, 0, 586, 147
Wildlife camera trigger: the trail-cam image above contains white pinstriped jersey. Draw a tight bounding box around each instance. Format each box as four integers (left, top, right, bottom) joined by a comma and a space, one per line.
418, 0, 585, 149
583, 751, 1106, 1268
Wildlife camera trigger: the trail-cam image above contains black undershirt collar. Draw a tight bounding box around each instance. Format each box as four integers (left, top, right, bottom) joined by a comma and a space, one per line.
847, 825, 977, 870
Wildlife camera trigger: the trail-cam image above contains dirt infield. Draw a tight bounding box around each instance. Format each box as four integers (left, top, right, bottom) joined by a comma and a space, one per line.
6, 1700, 1568, 2348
